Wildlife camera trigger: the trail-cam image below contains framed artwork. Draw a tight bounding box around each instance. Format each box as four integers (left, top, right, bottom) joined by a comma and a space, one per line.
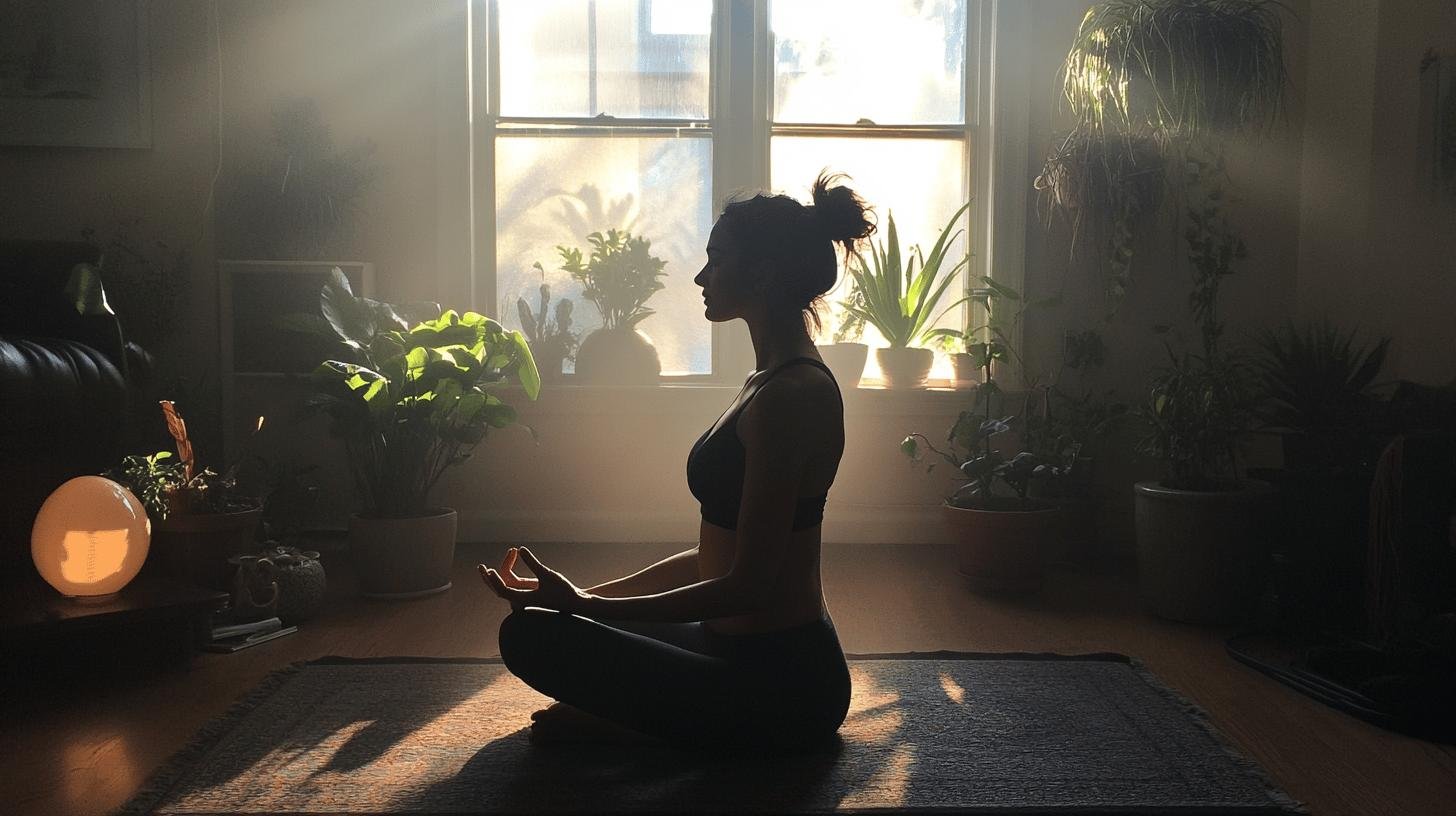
0, 0, 151, 148
1419, 49, 1456, 200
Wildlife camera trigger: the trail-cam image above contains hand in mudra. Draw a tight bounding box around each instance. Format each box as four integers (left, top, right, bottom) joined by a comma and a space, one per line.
479, 547, 588, 614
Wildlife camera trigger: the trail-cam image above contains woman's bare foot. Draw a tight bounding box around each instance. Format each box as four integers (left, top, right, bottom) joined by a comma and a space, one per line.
528, 702, 651, 744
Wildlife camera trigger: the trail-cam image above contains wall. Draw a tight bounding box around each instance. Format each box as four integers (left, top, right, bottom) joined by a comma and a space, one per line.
0, 0, 223, 448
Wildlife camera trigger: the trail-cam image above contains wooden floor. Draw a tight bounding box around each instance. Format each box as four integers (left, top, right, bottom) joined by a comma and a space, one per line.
6, 541, 1455, 816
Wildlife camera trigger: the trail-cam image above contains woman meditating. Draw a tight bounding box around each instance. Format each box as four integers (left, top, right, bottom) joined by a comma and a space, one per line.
479, 172, 876, 752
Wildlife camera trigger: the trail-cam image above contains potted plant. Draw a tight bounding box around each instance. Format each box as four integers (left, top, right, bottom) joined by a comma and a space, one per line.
105, 401, 265, 590
926, 276, 1058, 389
1134, 161, 1272, 625
555, 229, 668, 384
814, 280, 869, 389
901, 337, 1065, 595
1250, 320, 1392, 633
1038, 0, 1287, 311
518, 265, 579, 383
305, 269, 541, 598
843, 203, 974, 388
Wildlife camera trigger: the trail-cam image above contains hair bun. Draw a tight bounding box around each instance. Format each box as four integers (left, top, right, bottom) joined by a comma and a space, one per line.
809, 171, 876, 249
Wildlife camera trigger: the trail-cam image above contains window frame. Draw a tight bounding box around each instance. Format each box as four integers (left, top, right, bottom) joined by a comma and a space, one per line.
467, 0, 1022, 388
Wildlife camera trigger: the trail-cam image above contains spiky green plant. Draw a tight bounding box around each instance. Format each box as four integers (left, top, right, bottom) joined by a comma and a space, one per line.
1252, 320, 1390, 435
842, 202, 974, 349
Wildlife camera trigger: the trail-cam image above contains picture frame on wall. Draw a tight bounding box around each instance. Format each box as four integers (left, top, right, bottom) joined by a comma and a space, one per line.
0, 0, 152, 148
1418, 48, 1456, 201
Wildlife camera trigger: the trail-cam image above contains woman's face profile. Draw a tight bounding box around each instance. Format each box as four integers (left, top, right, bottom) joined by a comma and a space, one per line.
695, 218, 763, 324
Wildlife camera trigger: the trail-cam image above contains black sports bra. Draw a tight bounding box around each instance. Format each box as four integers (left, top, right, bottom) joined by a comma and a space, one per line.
686, 357, 842, 532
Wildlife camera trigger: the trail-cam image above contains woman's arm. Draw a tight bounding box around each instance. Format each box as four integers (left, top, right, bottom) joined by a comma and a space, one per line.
584, 546, 701, 598
580, 575, 765, 622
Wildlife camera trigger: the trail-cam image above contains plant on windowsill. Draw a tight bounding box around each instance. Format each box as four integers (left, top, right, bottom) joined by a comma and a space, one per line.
1133, 157, 1272, 625
104, 401, 266, 590
925, 276, 1059, 389
555, 229, 668, 385
303, 269, 541, 598
813, 279, 869, 389
842, 202, 974, 388
518, 265, 580, 383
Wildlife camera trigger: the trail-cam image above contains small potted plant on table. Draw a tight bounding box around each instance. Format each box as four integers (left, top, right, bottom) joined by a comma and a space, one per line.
306, 269, 540, 598
106, 401, 265, 590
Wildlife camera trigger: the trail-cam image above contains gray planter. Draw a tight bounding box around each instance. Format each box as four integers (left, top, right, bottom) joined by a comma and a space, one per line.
1134, 480, 1275, 624
574, 327, 660, 384
348, 508, 457, 599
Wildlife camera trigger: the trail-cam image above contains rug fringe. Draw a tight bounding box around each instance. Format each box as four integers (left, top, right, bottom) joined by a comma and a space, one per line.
1123, 656, 1310, 815
115, 659, 312, 816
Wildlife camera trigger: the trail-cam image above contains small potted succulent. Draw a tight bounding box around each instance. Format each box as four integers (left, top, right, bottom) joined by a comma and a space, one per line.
843, 203, 973, 388
518, 266, 579, 383
305, 269, 540, 598
105, 401, 265, 590
555, 229, 667, 384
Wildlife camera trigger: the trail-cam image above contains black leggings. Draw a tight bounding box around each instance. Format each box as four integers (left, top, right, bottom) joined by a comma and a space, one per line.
497, 607, 852, 753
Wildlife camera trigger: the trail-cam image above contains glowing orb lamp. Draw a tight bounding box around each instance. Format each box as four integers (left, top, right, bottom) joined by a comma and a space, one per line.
31, 476, 151, 598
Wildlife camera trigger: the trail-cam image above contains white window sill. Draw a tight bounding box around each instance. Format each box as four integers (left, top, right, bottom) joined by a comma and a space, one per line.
502, 378, 997, 418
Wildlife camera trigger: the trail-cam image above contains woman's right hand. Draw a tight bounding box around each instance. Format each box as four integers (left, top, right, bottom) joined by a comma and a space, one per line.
494, 548, 539, 590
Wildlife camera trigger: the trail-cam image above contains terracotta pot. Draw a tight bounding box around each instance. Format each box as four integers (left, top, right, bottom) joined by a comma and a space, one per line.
815, 342, 867, 389
950, 352, 980, 387
528, 338, 570, 383
574, 327, 660, 384
1134, 480, 1276, 624
348, 508, 457, 599
875, 346, 934, 388
941, 501, 1061, 595
151, 506, 264, 590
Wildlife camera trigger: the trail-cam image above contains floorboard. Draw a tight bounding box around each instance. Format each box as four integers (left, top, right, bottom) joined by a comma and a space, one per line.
5, 541, 1453, 816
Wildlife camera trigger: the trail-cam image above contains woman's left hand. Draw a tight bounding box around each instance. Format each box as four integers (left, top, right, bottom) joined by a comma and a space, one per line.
479, 547, 590, 614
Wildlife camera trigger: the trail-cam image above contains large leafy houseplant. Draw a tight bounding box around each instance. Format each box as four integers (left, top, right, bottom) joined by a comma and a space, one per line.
306, 269, 540, 519
1136, 158, 1259, 490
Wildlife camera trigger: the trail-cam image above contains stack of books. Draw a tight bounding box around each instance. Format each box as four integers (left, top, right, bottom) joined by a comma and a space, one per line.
205, 616, 298, 652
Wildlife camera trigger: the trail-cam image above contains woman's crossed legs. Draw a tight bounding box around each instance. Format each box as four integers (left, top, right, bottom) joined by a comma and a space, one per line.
498, 607, 847, 753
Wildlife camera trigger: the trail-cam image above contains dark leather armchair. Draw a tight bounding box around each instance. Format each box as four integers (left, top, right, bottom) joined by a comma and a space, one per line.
0, 241, 147, 587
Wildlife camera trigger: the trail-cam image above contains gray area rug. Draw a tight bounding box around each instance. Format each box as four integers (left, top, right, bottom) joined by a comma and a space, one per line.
119, 653, 1304, 814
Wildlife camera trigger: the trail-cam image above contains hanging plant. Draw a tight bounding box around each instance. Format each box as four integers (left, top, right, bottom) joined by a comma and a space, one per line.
1061, 0, 1289, 141
1035, 128, 1165, 306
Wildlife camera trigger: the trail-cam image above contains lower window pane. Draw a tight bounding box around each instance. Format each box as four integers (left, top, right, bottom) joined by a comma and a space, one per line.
496, 136, 713, 376
772, 136, 969, 382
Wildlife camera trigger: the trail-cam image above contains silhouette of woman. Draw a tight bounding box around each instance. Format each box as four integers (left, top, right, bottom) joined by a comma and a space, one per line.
480, 172, 876, 753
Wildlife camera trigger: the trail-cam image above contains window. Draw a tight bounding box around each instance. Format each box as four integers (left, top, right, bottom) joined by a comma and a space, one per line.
471, 0, 1001, 384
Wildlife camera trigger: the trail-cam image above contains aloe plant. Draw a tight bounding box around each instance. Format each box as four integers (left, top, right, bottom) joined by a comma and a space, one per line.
842, 202, 973, 349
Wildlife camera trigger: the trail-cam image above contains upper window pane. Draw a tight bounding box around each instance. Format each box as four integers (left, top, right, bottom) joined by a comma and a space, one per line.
772, 0, 967, 125
498, 0, 712, 119
496, 135, 713, 376
773, 136, 969, 381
